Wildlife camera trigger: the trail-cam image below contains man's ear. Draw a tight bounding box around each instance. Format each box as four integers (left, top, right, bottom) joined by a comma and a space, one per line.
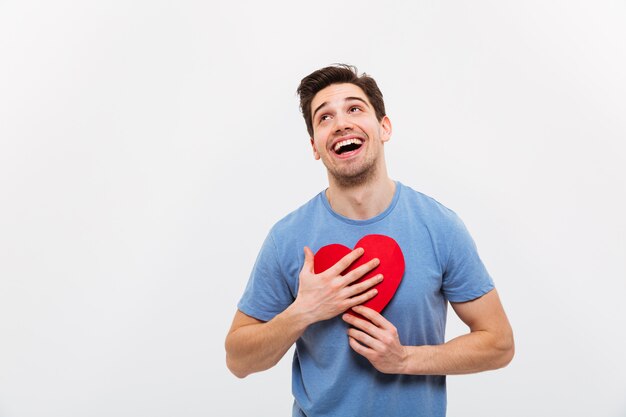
380, 116, 393, 143
310, 138, 321, 160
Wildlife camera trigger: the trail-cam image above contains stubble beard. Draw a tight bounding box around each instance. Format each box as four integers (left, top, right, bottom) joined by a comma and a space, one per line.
326, 154, 378, 188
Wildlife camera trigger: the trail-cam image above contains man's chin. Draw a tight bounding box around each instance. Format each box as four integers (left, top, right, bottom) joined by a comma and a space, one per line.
328, 166, 376, 188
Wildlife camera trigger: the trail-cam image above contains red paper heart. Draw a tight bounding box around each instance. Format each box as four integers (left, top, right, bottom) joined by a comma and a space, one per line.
314, 234, 405, 316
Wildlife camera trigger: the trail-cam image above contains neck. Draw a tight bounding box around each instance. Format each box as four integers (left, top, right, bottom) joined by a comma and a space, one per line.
326, 174, 396, 220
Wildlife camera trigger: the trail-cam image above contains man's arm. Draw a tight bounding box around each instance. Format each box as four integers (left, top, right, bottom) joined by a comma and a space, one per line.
225, 246, 383, 378
342, 288, 514, 375
225, 308, 310, 379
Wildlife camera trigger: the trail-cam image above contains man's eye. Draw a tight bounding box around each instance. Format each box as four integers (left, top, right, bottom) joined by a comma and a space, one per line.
320, 115, 331, 122
349, 107, 361, 113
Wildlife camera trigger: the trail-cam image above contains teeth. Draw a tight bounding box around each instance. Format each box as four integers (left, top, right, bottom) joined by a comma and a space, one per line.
334, 138, 363, 152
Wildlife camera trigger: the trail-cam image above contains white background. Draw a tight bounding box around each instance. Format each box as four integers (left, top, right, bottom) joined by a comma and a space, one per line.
1, 1, 625, 416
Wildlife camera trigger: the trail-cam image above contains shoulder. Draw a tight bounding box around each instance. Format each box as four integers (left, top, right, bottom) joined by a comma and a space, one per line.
397, 182, 463, 229
396, 183, 473, 265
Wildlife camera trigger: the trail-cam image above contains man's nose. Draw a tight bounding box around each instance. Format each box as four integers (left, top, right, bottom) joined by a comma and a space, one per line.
333, 113, 353, 133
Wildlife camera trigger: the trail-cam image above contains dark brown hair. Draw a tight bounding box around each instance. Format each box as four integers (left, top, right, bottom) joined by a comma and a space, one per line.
296, 64, 386, 137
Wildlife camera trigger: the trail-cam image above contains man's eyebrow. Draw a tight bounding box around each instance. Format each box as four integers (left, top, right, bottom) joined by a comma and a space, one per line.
345, 97, 370, 107
312, 101, 329, 120
312, 96, 371, 120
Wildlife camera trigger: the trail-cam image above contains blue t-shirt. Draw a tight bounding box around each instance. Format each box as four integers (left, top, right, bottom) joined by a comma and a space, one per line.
238, 182, 494, 417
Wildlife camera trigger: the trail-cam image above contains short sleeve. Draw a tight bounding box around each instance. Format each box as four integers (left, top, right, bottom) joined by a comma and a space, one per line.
441, 214, 494, 302
237, 232, 295, 322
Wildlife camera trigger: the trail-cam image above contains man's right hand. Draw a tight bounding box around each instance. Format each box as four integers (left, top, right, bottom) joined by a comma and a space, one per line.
225, 246, 382, 378
293, 246, 383, 324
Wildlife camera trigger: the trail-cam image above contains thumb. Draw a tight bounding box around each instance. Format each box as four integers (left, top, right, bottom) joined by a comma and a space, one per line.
302, 246, 315, 273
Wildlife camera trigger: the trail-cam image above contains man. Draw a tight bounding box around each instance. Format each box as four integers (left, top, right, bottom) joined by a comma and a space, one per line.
225, 64, 514, 417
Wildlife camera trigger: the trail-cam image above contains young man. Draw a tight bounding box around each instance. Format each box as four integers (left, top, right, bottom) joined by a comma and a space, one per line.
225, 64, 514, 417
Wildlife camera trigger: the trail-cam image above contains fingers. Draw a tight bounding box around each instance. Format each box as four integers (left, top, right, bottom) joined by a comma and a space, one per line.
302, 246, 314, 273
327, 247, 364, 276
345, 287, 379, 308
344, 311, 386, 352
343, 309, 407, 374
343, 309, 382, 336
350, 305, 390, 329
348, 330, 381, 352
345, 274, 383, 298
343, 257, 380, 285
343, 307, 397, 351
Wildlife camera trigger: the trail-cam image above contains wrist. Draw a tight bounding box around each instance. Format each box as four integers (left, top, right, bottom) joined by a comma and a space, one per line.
282, 299, 317, 331
402, 345, 432, 375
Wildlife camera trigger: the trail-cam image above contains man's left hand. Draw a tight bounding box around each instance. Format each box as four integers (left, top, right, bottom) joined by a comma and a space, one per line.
342, 306, 408, 374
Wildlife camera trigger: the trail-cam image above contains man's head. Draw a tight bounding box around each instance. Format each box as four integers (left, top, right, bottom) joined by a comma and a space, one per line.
297, 64, 386, 138
296, 64, 392, 188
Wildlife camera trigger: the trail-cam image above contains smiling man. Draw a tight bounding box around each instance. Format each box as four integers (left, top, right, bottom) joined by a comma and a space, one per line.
225, 64, 514, 417
309, 82, 389, 189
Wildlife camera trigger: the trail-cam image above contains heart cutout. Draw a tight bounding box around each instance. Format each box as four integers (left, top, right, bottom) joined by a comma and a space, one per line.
314, 234, 405, 317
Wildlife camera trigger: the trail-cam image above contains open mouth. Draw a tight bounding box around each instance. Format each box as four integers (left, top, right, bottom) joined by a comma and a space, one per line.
333, 138, 363, 155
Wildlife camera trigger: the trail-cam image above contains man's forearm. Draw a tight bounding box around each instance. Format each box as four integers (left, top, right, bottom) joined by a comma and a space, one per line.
225, 305, 311, 378
403, 329, 514, 375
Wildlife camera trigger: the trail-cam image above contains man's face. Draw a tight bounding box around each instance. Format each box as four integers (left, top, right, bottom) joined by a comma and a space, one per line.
309, 83, 391, 187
